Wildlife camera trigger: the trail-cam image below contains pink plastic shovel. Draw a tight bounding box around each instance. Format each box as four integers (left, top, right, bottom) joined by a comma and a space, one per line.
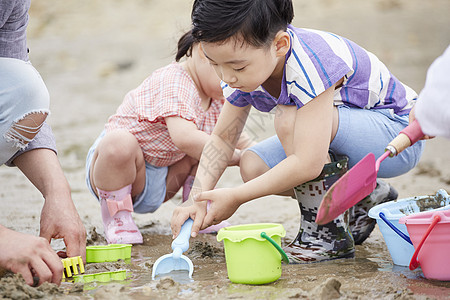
316, 119, 424, 225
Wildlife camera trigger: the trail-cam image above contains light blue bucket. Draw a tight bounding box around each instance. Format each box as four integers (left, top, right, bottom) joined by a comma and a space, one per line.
368, 189, 450, 266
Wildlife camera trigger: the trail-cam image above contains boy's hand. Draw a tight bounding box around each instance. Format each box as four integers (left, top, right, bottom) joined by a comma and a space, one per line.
171, 202, 207, 238
194, 188, 241, 229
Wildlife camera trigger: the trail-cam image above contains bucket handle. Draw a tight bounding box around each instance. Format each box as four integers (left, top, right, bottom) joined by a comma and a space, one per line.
260, 232, 289, 264
409, 215, 441, 271
379, 212, 413, 245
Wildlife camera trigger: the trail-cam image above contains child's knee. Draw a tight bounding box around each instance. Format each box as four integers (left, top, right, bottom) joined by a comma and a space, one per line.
97, 130, 139, 164
240, 150, 269, 182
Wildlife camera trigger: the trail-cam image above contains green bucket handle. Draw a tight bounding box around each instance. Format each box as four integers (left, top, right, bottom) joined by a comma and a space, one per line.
260, 232, 289, 264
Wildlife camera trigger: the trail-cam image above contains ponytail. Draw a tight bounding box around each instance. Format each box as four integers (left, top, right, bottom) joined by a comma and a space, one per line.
175, 30, 195, 61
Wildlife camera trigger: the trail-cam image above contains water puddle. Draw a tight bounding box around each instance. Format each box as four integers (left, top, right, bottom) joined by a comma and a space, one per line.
153, 270, 193, 284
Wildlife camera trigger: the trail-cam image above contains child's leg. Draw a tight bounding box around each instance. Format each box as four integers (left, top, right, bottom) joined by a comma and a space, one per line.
90, 130, 146, 195
330, 106, 425, 244
285, 154, 355, 263
165, 155, 198, 203
242, 108, 416, 245
350, 178, 398, 244
240, 136, 294, 197
330, 106, 425, 177
182, 173, 196, 204
87, 129, 146, 244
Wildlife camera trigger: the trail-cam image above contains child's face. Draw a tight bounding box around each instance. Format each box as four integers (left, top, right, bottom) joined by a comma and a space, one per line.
201, 38, 283, 93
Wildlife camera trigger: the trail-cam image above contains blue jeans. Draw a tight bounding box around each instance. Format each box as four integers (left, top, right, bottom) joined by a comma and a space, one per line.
0, 58, 50, 165
248, 106, 425, 178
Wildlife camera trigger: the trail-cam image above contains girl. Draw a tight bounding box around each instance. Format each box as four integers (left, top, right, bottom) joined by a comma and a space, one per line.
86, 31, 245, 244
171, 0, 425, 262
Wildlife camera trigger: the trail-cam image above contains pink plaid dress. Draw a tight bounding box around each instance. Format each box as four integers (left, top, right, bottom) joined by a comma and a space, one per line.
105, 62, 224, 167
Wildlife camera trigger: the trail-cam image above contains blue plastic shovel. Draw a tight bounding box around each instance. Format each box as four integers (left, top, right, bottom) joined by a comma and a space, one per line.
151, 218, 194, 280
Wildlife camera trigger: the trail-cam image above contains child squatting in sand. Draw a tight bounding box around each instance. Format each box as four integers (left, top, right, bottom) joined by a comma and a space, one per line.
85, 31, 251, 244
171, 0, 425, 263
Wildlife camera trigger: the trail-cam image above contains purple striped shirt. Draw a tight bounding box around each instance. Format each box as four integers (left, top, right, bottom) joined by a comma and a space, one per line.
223, 25, 417, 116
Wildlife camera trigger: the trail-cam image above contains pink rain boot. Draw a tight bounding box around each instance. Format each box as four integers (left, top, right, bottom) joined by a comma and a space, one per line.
98, 185, 143, 244
182, 175, 195, 203
182, 175, 230, 234
198, 220, 231, 234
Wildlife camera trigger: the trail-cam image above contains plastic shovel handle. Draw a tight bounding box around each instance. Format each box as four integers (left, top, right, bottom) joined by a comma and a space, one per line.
409, 214, 441, 270
379, 212, 413, 245
261, 232, 290, 264
375, 151, 391, 173
171, 218, 194, 257
387, 119, 424, 156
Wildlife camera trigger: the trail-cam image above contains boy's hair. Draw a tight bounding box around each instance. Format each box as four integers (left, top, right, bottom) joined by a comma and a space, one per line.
176, 30, 195, 62
191, 0, 294, 48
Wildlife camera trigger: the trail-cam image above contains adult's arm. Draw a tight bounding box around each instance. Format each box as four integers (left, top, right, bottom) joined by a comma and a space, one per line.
13, 148, 86, 261
0, 0, 15, 28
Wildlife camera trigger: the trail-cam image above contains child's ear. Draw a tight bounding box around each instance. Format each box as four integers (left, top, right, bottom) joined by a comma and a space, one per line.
274, 31, 290, 57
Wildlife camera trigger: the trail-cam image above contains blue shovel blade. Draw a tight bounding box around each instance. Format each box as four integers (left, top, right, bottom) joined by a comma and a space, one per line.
151, 253, 193, 280
152, 218, 194, 280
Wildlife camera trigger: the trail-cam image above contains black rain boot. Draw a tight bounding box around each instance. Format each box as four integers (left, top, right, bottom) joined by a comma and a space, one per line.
284, 154, 355, 263
349, 179, 398, 245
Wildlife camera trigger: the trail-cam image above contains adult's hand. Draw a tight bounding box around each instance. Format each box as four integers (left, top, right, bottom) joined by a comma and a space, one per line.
39, 193, 86, 261
14, 149, 86, 261
0, 226, 63, 286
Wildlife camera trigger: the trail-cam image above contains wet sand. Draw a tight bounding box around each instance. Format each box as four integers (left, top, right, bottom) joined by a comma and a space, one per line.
1, 0, 450, 299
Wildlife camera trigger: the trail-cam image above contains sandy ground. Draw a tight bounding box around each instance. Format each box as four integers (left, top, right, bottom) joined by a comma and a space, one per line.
1, 0, 450, 299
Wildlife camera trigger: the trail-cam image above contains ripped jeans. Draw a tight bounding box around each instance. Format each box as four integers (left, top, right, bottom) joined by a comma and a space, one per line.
0, 58, 50, 165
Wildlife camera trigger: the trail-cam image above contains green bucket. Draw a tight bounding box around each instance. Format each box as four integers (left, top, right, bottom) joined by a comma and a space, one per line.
217, 223, 289, 285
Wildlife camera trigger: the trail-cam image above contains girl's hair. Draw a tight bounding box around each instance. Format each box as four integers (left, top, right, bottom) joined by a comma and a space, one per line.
175, 30, 195, 62
191, 0, 294, 48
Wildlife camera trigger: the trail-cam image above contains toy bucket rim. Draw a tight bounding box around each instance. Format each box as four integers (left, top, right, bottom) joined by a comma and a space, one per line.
86, 244, 132, 251
368, 189, 450, 220
217, 223, 286, 242
399, 210, 450, 225
86, 244, 132, 263
368, 196, 428, 219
